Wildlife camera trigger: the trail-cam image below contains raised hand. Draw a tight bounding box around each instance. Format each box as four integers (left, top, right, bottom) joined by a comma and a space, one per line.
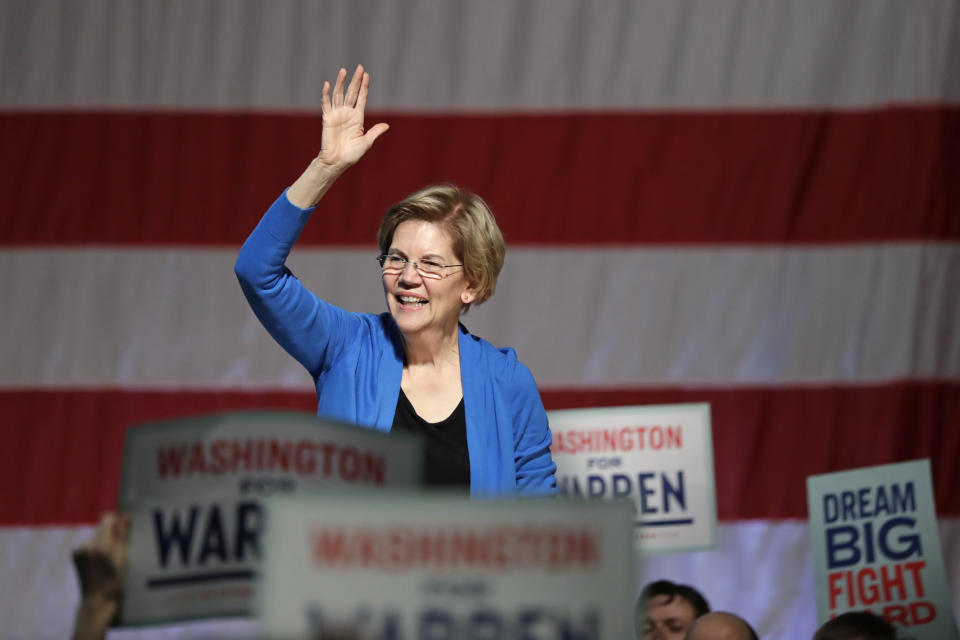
318, 64, 390, 169
71, 513, 130, 640
287, 64, 390, 208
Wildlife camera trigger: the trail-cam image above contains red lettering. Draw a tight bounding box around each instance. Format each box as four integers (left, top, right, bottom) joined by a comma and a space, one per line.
295, 440, 315, 474
857, 567, 880, 605
903, 560, 926, 598
450, 530, 477, 567
311, 529, 345, 565
366, 454, 385, 485
650, 426, 664, 449
339, 447, 359, 481
828, 572, 844, 609
358, 529, 377, 565
209, 439, 229, 474
909, 601, 936, 625
267, 440, 292, 472
634, 427, 646, 450
186, 442, 206, 474
307, 527, 601, 570
387, 528, 411, 568
319, 442, 337, 475
259, 439, 269, 469
580, 530, 599, 566
881, 564, 907, 601
233, 438, 254, 471
882, 604, 909, 626
598, 430, 611, 451
666, 425, 682, 448
157, 446, 185, 478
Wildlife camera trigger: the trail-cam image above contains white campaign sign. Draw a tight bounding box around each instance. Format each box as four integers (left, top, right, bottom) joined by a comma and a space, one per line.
548, 403, 716, 553
258, 495, 636, 640
807, 460, 960, 640
117, 411, 421, 626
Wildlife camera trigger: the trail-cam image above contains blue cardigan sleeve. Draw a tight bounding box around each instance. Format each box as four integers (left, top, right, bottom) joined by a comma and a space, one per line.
234, 191, 361, 378
508, 361, 559, 495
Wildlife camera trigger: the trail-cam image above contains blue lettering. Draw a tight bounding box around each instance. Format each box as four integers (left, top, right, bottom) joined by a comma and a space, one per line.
420, 609, 455, 640
874, 485, 890, 516
662, 471, 685, 512
825, 525, 861, 569
841, 492, 856, 520
587, 475, 606, 498
197, 504, 227, 565
562, 609, 600, 640
611, 474, 631, 498
152, 506, 198, 568
638, 473, 657, 513
878, 517, 922, 560
892, 482, 916, 514
824, 494, 839, 523
234, 500, 261, 561
517, 608, 599, 640
467, 610, 504, 640
858, 488, 872, 518
516, 608, 545, 640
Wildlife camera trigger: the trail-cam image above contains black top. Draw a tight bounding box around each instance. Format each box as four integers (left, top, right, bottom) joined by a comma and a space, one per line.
391, 389, 470, 488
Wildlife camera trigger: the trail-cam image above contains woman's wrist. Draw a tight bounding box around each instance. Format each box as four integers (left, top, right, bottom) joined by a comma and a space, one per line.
72, 595, 119, 640
286, 158, 348, 209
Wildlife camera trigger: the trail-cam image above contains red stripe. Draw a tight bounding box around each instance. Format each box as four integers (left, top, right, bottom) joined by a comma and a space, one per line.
2, 107, 957, 246
2, 382, 957, 524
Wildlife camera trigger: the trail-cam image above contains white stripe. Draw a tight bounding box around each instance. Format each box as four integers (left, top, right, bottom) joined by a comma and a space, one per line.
2, 243, 957, 387
5, 520, 958, 640
1, 0, 957, 110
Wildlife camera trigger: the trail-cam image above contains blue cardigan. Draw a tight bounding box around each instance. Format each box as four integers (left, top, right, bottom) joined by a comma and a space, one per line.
235, 192, 557, 496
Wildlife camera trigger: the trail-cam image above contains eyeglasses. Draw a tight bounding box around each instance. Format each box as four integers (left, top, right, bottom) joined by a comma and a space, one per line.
377, 254, 463, 280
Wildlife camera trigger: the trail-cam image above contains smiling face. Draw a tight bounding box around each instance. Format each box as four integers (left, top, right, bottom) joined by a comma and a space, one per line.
382, 220, 477, 340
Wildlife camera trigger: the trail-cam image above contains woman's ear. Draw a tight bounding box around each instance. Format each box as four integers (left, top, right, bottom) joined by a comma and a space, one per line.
460, 282, 478, 305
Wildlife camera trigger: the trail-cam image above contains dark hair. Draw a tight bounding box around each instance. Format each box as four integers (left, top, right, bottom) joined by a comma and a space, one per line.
813, 611, 896, 640
635, 579, 710, 637
638, 579, 711, 617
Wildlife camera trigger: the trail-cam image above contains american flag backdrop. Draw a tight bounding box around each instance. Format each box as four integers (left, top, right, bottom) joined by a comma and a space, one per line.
1, 1, 958, 638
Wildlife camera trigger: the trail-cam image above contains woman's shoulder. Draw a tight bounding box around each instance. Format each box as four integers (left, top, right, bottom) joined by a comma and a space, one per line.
460, 325, 537, 387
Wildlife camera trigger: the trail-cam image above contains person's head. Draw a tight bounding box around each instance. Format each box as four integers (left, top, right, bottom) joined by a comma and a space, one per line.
685, 612, 759, 640
812, 611, 896, 640
636, 580, 710, 640
377, 185, 505, 338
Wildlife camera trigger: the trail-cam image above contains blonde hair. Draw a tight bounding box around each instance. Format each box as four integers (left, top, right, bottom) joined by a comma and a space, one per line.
378, 184, 505, 309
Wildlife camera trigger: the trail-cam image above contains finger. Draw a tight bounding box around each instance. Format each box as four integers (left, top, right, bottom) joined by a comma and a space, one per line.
332, 67, 347, 107
92, 512, 116, 549
345, 64, 364, 107
356, 72, 371, 113
321, 80, 331, 115
112, 512, 131, 541
363, 122, 390, 147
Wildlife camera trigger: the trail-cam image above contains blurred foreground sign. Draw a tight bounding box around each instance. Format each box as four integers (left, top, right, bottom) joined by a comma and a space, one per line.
117, 411, 420, 626
548, 403, 716, 553
258, 495, 635, 640
807, 459, 959, 640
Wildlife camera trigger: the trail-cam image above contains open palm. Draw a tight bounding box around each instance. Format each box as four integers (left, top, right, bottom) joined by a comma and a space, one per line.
319, 65, 389, 168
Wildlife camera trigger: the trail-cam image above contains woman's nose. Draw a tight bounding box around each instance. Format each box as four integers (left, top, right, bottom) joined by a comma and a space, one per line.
398, 261, 423, 284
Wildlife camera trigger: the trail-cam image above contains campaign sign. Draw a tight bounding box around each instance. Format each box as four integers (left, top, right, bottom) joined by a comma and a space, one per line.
548, 403, 716, 554
258, 494, 636, 640
807, 459, 959, 640
117, 411, 421, 627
